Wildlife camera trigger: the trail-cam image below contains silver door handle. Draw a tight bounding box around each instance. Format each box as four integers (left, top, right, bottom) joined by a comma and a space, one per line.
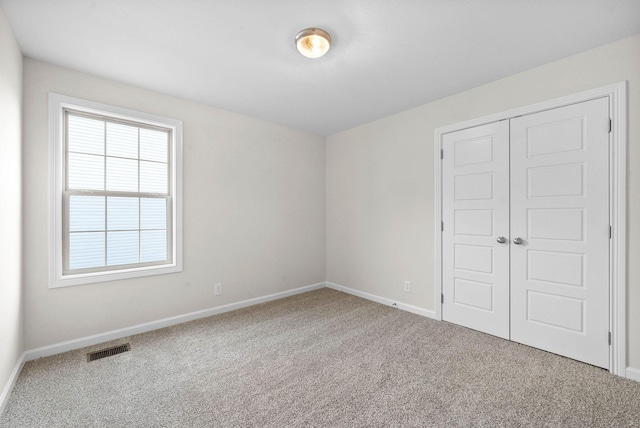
513, 237, 524, 245
496, 236, 507, 244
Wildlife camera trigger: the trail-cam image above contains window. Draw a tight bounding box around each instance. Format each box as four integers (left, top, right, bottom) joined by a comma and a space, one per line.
49, 94, 182, 287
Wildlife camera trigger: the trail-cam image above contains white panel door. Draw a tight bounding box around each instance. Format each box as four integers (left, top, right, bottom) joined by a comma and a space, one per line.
510, 97, 610, 368
442, 121, 510, 339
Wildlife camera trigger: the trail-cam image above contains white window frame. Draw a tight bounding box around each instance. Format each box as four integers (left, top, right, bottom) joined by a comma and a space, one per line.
49, 93, 183, 288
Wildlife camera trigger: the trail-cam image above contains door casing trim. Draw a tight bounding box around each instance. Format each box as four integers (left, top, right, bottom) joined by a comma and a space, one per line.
433, 82, 627, 377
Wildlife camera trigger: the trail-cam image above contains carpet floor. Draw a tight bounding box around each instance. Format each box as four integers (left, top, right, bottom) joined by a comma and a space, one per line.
1, 288, 639, 427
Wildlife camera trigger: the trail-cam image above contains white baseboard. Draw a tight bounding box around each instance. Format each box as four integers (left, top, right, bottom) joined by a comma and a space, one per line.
326, 282, 436, 319
0, 352, 26, 418
24, 282, 326, 362
626, 367, 640, 382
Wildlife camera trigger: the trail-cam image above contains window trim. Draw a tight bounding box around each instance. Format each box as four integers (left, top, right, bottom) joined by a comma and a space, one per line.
49, 93, 183, 288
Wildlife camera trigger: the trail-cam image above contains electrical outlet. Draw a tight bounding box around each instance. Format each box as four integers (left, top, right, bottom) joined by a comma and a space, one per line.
214, 283, 222, 295
403, 281, 411, 293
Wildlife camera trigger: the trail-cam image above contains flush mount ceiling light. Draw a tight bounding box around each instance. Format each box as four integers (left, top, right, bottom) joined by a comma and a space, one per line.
295, 28, 331, 59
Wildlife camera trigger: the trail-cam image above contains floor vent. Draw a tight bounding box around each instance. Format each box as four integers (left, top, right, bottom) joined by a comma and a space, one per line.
87, 343, 131, 362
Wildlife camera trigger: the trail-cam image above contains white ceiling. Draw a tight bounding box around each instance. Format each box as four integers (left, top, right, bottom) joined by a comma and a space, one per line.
2, 0, 639, 136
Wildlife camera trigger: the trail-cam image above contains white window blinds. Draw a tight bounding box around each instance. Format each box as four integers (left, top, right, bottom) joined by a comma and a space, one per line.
65, 111, 171, 272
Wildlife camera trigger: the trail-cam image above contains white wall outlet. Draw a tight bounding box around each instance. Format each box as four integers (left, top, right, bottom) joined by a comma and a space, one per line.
403, 281, 411, 293
214, 283, 223, 295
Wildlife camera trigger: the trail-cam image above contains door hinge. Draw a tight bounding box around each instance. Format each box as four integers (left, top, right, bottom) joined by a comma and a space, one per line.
608, 331, 612, 346
441, 293, 444, 304
440, 149, 444, 160
609, 225, 612, 239
609, 119, 612, 133
441, 221, 444, 231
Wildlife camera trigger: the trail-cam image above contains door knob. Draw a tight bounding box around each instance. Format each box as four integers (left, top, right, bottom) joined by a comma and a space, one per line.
513, 237, 524, 245
496, 236, 507, 244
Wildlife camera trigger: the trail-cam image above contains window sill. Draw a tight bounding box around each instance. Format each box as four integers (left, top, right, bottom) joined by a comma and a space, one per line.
50, 263, 182, 288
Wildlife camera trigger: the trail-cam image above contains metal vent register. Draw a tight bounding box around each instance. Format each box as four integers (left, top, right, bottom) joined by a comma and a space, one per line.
87, 343, 131, 362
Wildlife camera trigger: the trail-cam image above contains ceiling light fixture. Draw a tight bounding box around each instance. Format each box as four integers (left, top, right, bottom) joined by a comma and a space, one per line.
295, 28, 331, 59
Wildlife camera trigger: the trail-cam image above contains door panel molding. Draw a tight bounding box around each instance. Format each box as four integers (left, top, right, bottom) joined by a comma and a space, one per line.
434, 82, 627, 377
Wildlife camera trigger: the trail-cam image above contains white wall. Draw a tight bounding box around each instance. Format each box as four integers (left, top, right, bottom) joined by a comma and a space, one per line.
0, 6, 23, 408
326, 35, 640, 369
22, 59, 326, 350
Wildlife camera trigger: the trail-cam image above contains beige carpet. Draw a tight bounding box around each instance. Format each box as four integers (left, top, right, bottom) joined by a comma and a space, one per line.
1, 288, 639, 427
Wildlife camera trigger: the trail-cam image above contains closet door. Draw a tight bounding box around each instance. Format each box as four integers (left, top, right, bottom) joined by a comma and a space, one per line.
442, 121, 510, 339
509, 98, 610, 368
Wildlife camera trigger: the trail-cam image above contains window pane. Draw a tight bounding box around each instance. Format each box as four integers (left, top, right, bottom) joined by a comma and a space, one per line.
106, 157, 138, 192
69, 232, 105, 269
140, 161, 167, 193
68, 153, 104, 191
140, 128, 168, 162
141, 230, 167, 262
141, 198, 167, 229
107, 231, 139, 266
68, 115, 104, 155
107, 197, 139, 230
106, 122, 138, 159
69, 196, 105, 232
